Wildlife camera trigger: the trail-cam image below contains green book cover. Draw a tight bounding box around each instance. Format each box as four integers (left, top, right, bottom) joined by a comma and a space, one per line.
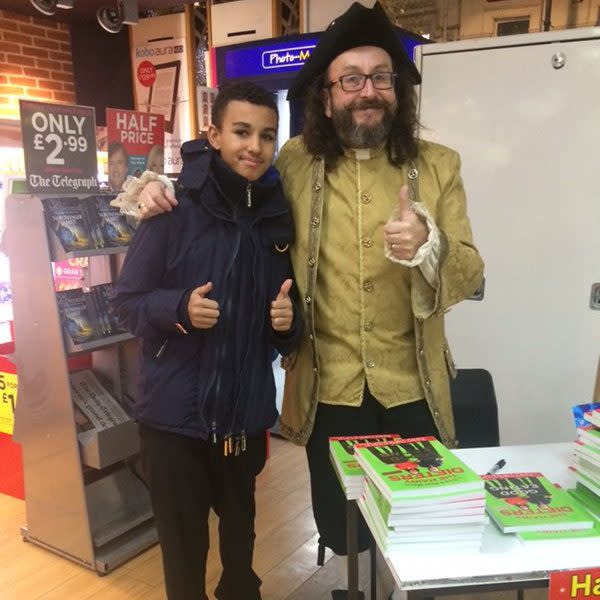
569, 483, 600, 519
329, 434, 400, 478
354, 436, 483, 501
483, 472, 594, 533
517, 521, 600, 545
570, 467, 600, 498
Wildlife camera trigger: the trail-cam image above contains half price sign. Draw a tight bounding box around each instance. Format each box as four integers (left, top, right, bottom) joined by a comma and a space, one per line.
19, 100, 99, 194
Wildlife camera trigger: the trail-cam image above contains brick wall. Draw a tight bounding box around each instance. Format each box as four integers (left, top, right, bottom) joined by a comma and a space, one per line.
0, 9, 75, 120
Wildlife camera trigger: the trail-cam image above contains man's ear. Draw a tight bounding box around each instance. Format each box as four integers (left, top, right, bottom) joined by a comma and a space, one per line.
207, 124, 220, 150
323, 89, 332, 119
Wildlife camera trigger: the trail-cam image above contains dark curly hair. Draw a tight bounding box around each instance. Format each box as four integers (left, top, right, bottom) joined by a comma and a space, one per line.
302, 66, 419, 172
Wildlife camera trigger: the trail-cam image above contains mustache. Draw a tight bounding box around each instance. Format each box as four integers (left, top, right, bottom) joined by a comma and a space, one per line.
347, 99, 388, 110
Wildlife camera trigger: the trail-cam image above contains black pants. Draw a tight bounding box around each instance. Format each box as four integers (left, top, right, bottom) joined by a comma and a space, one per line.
306, 388, 439, 556
139, 424, 267, 600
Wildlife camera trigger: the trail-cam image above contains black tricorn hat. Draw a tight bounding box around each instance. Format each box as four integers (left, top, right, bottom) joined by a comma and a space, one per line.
287, 1, 421, 100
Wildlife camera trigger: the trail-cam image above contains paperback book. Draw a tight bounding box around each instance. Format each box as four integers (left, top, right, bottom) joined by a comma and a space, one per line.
584, 408, 600, 428
44, 197, 95, 252
354, 436, 483, 502
577, 426, 600, 449
329, 434, 401, 500
45, 195, 133, 252
483, 472, 594, 533
56, 288, 98, 344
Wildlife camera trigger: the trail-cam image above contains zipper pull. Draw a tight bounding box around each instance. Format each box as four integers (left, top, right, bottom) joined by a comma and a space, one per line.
155, 339, 168, 358
211, 421, 217, 444
241, 430, 246, 453
234, 435, 241, 457
246, 183, 252, 208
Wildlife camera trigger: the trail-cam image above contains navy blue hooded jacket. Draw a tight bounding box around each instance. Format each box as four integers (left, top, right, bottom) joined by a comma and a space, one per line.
111, 140, 303, 440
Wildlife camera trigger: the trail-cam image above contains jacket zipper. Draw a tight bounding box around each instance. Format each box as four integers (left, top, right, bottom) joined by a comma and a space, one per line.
246, 183, 252, 208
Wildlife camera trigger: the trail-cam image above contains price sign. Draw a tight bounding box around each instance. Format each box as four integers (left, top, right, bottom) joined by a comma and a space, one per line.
0, 371, 18, 435
19, 100, 99, 194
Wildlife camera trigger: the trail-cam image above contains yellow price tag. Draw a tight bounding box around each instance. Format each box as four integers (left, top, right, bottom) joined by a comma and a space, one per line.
0, 371, 18, 435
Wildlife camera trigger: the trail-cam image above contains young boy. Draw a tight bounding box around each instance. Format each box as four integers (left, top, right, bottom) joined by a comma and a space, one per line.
111, 82, 302, 600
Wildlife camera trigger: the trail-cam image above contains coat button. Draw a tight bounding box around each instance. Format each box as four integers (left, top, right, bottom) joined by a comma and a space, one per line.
433, 410, 440, 417
361, 193, 372, 204
364, 321, 374, 332
418, 349, 424, 357
305, 295, 312, 304
363, 281, 374, 292
366, 360, 376, 368
311, 216, 320, 227
309, 334, 314, 340
425, 379, 431, 388
408, 168, 418, 180
308, 257, 316, 267
361, 237, 373, 248
313, 183, 321, 192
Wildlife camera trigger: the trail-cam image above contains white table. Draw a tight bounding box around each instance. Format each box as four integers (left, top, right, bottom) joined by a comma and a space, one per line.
376, 443, 600, 598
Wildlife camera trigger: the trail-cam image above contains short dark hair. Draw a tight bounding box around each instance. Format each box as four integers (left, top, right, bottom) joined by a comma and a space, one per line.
301, 66, 419, 172
211, 81, 278, 128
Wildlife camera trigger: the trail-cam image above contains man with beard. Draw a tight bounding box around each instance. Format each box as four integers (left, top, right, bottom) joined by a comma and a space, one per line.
127, 3, 483, 597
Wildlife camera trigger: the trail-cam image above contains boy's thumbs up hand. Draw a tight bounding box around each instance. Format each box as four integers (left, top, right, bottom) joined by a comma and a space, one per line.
383, 184, 428, 261
187, 281, 220, 329
271, 279, 294, 332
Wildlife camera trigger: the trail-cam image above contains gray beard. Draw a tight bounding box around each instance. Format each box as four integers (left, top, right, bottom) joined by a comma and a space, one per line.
331, 106, 394, 149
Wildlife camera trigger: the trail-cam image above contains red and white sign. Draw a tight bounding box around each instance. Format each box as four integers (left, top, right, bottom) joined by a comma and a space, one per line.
550, 568, 600, 600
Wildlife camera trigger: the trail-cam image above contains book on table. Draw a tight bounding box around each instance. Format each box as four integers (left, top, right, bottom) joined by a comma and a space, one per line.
354, 436, 484, 502
482, 472, 594, 533
569, 482, 600, 518
577, 426, 600, 449
584, 408, 600, 428
573, 439, 600, 468
329, 434, 400, 500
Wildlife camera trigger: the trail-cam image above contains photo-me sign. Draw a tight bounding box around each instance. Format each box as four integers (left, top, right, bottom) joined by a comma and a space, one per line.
216, 32, 428, 88
19, 100, 99, 194
220, 36, 318, 80
261, 44, 315, 70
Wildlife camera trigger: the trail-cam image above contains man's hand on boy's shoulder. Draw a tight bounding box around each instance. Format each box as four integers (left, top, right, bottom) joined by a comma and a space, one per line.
271, 279, 293, 332
139, 180, 178, 219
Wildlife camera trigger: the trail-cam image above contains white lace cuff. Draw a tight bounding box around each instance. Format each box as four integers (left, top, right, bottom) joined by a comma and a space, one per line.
109, 171, 175, 219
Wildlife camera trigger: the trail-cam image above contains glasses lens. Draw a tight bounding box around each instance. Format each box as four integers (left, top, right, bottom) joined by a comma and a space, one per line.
340, 74, 366, 91
372, 72, 394, 89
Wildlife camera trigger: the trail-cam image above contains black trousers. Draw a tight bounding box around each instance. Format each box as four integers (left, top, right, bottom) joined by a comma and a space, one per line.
139, 424, 267, 600
306, 388, 439, 556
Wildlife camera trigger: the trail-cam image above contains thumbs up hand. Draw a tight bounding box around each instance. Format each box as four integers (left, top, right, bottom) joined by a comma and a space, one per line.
271, 279, 293, 332
187, 282, 220, 329
383, 185, 428, 261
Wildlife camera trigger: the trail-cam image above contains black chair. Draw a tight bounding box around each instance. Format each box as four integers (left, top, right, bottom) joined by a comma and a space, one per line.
450, 368, 500, 448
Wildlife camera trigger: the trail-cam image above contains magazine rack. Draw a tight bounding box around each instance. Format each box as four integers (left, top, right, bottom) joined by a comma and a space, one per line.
5, 192, 156, 574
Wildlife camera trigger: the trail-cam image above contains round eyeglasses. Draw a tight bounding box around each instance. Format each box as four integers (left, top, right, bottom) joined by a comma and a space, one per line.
326, 72, 397, 92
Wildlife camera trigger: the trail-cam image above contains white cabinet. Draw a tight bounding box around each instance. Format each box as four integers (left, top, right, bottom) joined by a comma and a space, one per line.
416, 28, 600, 444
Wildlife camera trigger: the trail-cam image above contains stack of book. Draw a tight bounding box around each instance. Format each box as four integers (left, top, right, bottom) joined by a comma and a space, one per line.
354, 436, 487, 555
482, 472, 598, 548
329, 434, 400, 500
570, 407, 600, 500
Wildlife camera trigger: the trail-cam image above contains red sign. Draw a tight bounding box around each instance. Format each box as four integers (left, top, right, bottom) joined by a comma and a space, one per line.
550, 568, 600, 600
137, 60, 156, 87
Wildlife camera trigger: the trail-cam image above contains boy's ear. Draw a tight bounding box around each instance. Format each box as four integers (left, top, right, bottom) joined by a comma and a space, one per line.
207, 124, 221, 150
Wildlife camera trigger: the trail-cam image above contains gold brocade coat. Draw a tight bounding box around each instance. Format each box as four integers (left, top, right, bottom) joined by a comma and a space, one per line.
275, 136, 484, 447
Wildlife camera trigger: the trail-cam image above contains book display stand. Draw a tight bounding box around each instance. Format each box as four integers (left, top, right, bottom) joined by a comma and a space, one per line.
5, 192, 156, 574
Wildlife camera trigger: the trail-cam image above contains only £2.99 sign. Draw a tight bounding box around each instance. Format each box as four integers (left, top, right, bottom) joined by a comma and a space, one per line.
19, 100, 99, 194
